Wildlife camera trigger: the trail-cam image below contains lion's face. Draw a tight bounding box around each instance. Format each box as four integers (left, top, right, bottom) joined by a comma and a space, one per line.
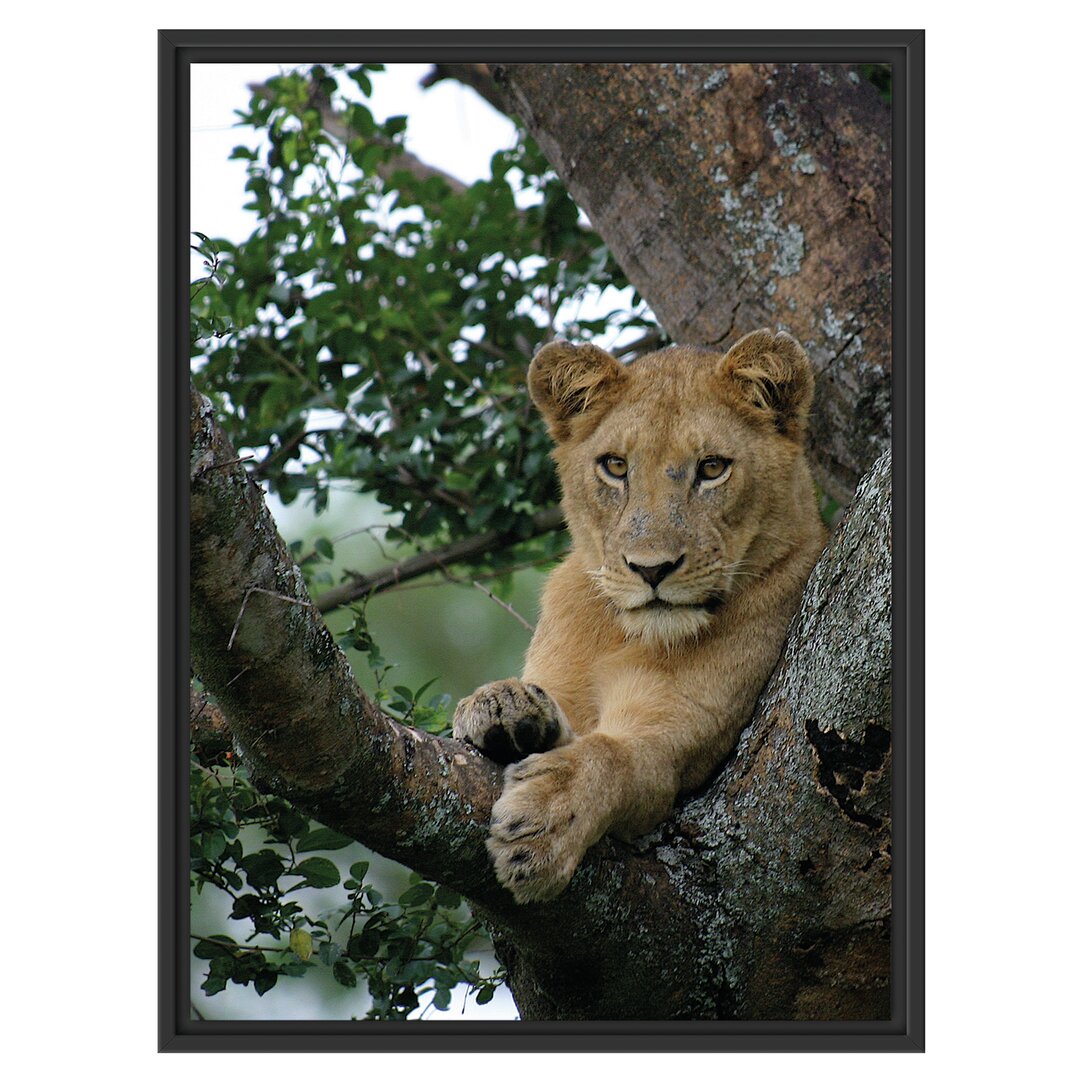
529, 331, 817, 647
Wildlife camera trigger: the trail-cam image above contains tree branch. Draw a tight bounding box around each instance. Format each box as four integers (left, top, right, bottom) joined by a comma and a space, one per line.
249, 81, 471, 197
420, 63, 510, 115
190, 380, 504, 901
191, 378, 706, 1007
313, 505, 564, 614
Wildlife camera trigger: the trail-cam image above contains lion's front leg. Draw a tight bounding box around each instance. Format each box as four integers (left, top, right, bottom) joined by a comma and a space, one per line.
487, 733, 631, 903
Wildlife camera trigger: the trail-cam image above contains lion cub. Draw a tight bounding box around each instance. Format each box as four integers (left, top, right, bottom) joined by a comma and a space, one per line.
453, 329, 826, 903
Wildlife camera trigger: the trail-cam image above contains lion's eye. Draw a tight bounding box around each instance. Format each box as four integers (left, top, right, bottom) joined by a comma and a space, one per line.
598, 454, 628, 480
697, 457, 733, 484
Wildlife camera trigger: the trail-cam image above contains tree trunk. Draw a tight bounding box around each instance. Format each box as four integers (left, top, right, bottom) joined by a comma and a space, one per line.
189, 384, 891, 1019
492, 62, 892, 505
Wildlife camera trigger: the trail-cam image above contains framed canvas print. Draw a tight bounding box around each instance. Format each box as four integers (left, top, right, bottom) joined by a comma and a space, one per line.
162, 29, 924, 1051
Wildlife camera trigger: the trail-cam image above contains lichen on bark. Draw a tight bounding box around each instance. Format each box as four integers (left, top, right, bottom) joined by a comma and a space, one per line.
656, 450, 893, 1019
493, 62, 892, 504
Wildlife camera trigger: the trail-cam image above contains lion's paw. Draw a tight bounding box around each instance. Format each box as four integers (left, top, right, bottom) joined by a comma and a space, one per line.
487, 752, 590, 903
452, 678, 573, 766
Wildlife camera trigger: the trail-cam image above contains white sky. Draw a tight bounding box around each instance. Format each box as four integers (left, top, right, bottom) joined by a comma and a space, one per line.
190, 62, 644, 355
191, 63, 519, 250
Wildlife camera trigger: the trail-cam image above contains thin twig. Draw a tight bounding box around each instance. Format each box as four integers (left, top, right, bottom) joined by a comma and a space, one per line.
396, 465, 472, 511
466, 580, 534, 632
224, 665, 251, 689
195, 454, 255, 478
360, 553, 559, 596
387, 526, 536, 632
315, 505, 564, 614
190, 934, 290, 954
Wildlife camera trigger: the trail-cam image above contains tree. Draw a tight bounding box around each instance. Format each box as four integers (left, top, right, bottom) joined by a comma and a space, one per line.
188, 61, 893, 1020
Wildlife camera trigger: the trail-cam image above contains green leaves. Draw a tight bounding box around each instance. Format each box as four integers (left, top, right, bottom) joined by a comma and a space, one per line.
192, 935, 237, 960
191, 63, 654, 560
191, 746, 504, 1017
240, 849, 285, 889
197, 944, 282, 997
296, 827, 352, 852
333, 960, 358, 988
397, 882, 434, 907
291, 857, 340, 889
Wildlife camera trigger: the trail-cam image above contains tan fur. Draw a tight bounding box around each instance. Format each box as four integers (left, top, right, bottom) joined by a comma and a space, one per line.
453, 329, 827, 902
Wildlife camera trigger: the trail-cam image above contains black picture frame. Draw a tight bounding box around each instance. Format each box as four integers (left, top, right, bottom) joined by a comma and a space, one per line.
162, 28, 924, 1052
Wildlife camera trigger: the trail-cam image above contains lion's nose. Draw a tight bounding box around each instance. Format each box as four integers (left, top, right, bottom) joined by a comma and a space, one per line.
625, 554, 686, 588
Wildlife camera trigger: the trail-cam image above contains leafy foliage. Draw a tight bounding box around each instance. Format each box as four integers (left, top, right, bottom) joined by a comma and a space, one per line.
191, 64, 657, 537
191, 754, 501, 1017
190, 63, 658, 1017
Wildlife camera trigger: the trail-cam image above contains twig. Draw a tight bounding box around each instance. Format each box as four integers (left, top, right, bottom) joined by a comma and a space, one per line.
315, 505, 564, 614
385, 524, 537, 633
467, 580, 534, 632
224, 666, 251, 689
613, 329, 665, 359
194, 455, 254, 480
395, 465, 472, 511
190, 277, 216, 302
251, 429, 320, 479
190, 934, 289, 954
354, 553, 559, 596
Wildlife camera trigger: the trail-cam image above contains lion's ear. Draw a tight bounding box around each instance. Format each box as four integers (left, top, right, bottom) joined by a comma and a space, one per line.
528, 341, 626, 442
719, 329, 815, 442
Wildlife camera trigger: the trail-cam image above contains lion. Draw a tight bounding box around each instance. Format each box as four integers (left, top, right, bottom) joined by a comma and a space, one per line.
453, 329, 827, 903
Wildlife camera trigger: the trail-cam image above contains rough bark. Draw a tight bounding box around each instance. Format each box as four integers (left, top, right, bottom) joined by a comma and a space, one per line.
494, 451, 892, 1020
492, 62, 891, 505
190, 384, 502, 899
189, 383, 892, 1019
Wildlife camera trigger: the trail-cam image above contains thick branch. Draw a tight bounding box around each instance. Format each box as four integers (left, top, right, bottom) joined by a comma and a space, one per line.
190, 381, 710, 1010
190, 381, 504, 900
667, 449, 892, 1020
494, 63, 892, 504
